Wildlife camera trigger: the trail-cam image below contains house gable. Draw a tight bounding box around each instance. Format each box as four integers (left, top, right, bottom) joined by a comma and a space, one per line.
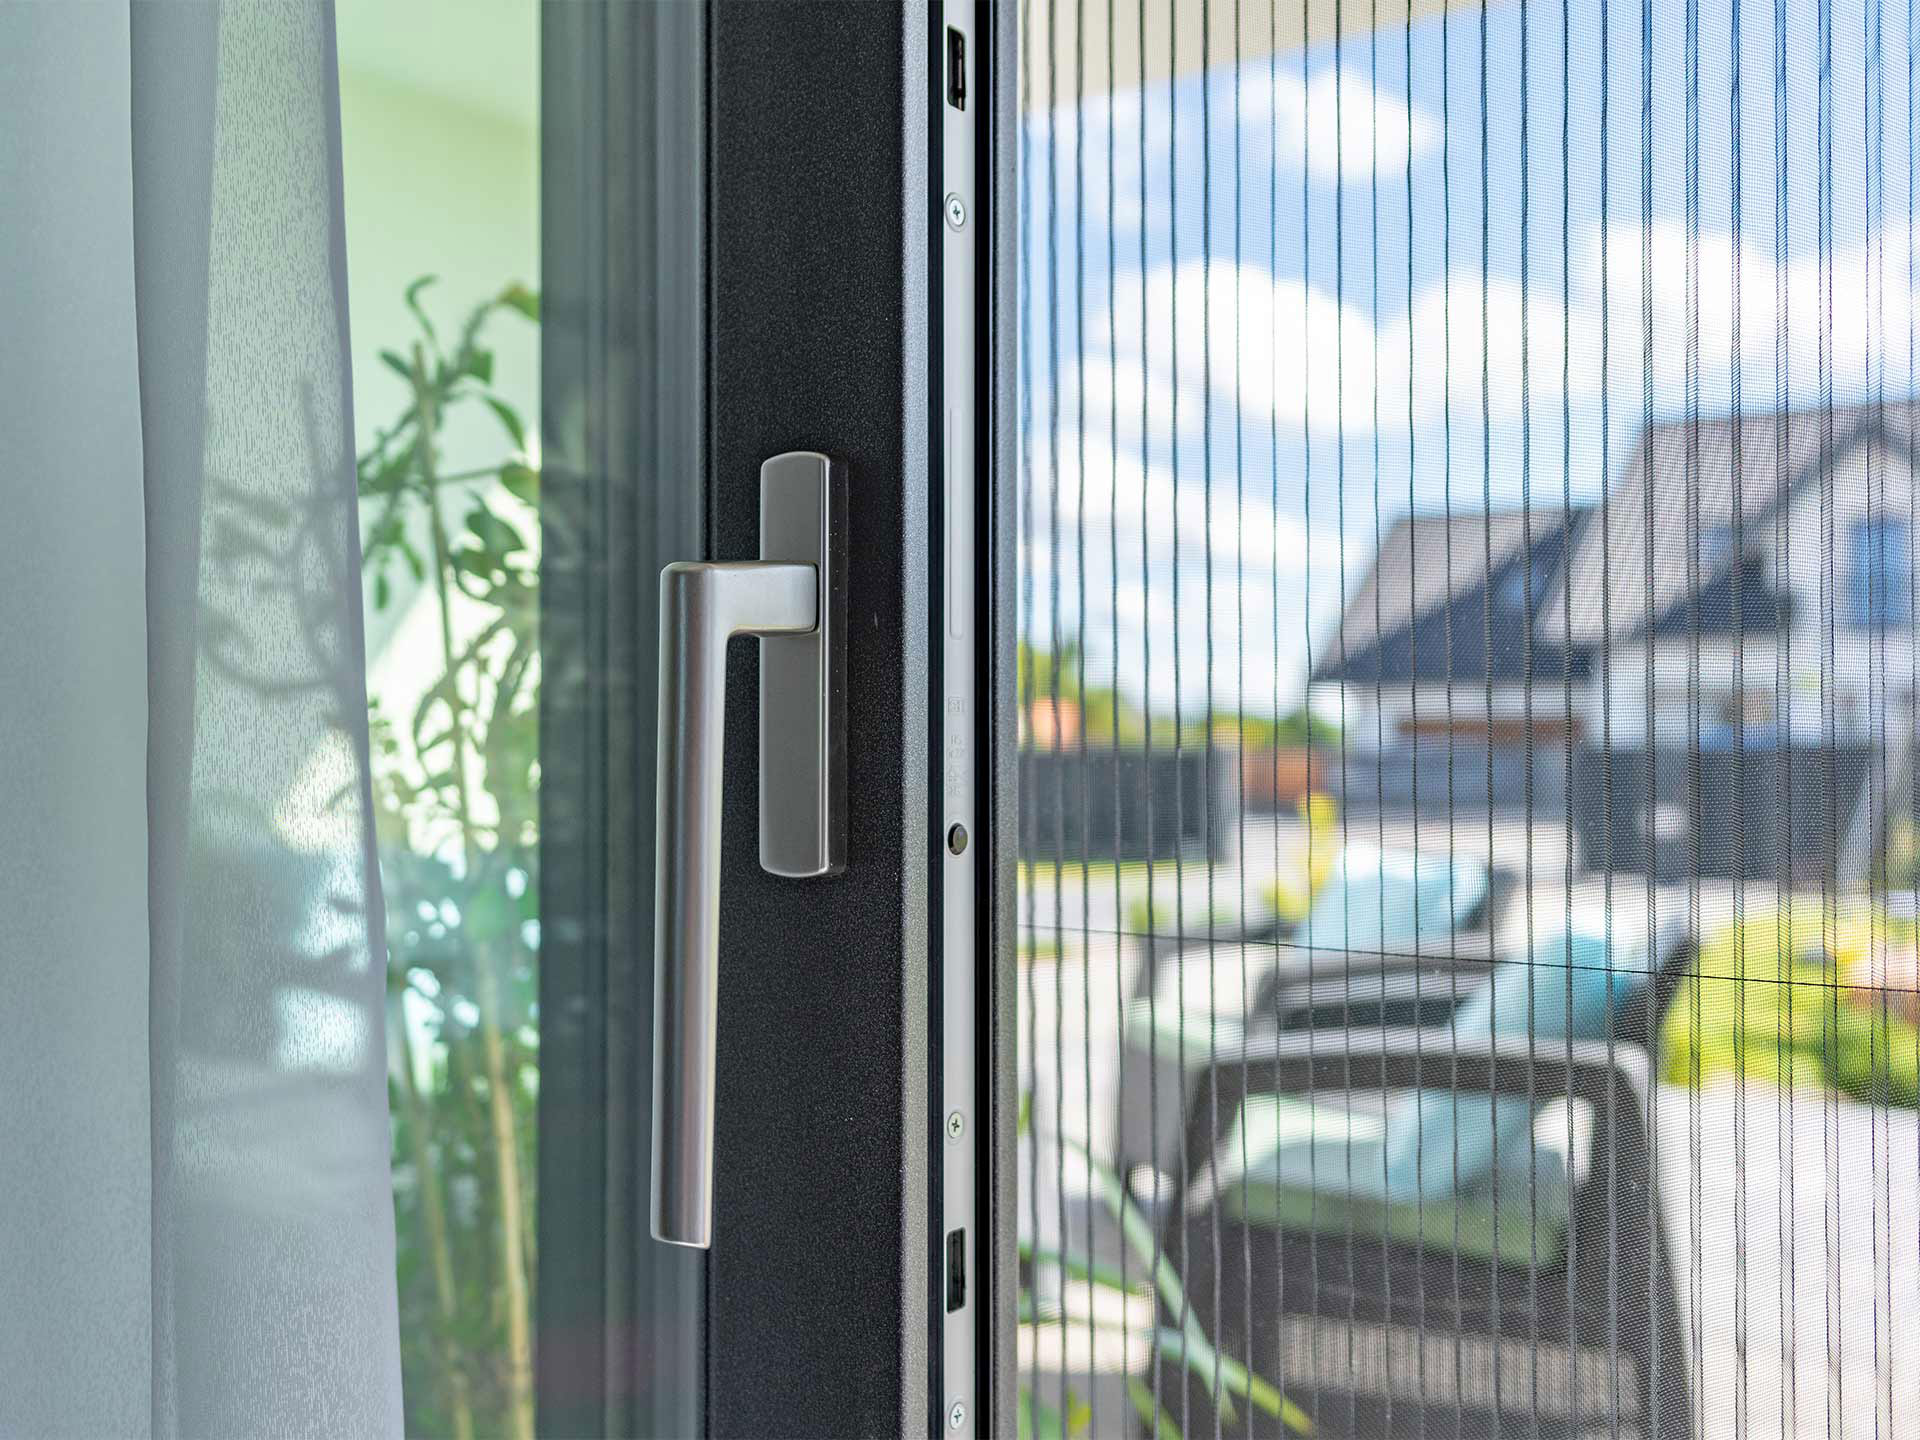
1540, 399, 1920, 649
1312, 507, 1591, 686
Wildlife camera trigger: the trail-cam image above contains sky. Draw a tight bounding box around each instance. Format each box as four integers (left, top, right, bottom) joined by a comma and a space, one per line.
1018, 0, 1920, 716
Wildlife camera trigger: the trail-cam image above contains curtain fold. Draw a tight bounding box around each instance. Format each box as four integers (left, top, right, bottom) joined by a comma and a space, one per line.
1, 3, 401, 1434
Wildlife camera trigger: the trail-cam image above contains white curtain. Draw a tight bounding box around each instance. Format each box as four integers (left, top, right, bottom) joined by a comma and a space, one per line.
0, 2, 402, 1434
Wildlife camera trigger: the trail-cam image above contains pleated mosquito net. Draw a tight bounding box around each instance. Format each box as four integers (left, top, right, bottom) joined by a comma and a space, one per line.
1013, 0, 1920, 1435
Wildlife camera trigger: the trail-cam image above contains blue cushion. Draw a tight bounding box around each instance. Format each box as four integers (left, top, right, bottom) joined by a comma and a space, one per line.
1295, 844, 1490, 953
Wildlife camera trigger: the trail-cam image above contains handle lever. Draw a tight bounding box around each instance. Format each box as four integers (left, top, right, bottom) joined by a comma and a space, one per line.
651, 452, 846, 1250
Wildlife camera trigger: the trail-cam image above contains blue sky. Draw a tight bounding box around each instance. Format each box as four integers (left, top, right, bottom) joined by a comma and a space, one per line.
1019, 0, 1920, 715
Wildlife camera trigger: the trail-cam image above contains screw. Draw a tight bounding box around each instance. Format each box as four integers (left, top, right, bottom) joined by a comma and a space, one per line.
946, 1109, 966, 1141
948, 1400, 967, 1431
947, 822, 969, 855
944, 191, 967, 230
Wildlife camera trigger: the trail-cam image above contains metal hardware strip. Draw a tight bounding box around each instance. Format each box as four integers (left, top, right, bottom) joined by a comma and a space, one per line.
938, 1, 981, 1432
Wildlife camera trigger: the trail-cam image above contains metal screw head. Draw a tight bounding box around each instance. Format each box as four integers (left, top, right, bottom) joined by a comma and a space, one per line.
944, 191, 967, 230
946, 1109, 965, 1141
948, 1400, 966, 1430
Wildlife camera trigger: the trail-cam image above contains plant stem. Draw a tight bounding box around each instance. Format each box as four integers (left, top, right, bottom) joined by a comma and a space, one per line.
435, 463, 507, 486
395, 1002, 476, 1440
414, 348, 535, 1440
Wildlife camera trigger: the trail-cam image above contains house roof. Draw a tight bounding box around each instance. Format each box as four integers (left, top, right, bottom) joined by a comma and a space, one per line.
1538, 398, 1920, 645
1311, 506, 1591, 685
1319, 399, 1920, 690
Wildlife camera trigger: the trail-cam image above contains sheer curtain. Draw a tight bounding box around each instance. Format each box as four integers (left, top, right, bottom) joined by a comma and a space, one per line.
1, 3, 402, 1434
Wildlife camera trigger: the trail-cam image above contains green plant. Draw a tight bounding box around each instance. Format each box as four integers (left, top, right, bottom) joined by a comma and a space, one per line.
1885, 815, 1920, 891
1016, 638, 1338, 752
1662, 900, 1920, 1108
1016, 1100, 1312, 1438
1258, 792, 1340, 926
1122, 894, 1243, 943
359, 276, 540, 1440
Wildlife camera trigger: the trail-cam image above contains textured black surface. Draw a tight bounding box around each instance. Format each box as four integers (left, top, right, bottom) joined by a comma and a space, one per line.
708, 5, 932, 1438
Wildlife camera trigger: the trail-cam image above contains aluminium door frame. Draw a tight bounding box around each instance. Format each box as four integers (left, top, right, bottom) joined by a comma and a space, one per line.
985, 0, 1021, 1434
540, 3, 1019, 1436
539, 5, 708, 1438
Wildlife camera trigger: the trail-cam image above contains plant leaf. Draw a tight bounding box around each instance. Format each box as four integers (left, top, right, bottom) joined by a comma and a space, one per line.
1126, 1379, 1185, 1440
1150, 1328, 1313, 1435
453, 545, 498, 584
1065, 1391, 1092, 1435
1017, 1240, 1147, 1296
404, 275, 439, 340
1017, 1390, 1066, 1440
500, 462, 539, 505
1059, 1129, 1311, 1430
1056, 1135, 1192, 1335
483, 396, 527, 451
379, 349, 414, 383
496, 282, 539, 321
467, 504, 526, 555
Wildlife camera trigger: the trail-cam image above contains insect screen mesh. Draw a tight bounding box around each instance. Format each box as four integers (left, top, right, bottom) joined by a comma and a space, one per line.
1013, 0, 1920, 1436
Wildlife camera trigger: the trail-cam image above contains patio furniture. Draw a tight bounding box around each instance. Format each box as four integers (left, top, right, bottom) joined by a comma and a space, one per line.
1137, 1029, 1695, 1439
1111, 849, 1504, 1209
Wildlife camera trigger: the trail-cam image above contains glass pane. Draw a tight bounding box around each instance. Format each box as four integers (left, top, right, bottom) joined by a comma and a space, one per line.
337, 7, 540, 1436
1016, 0, 1920, 1436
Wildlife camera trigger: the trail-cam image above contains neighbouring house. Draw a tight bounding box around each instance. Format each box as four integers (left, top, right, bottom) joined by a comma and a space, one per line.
1310, 505, 1591, 749
1545, 399, 1918, 751
1311, 399, 1920, 883
1307, 504, 1591, 818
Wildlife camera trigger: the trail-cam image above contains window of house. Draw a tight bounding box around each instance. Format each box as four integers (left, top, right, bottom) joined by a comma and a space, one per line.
1700, 522, 1735, 572
1850, 515, 1913, 626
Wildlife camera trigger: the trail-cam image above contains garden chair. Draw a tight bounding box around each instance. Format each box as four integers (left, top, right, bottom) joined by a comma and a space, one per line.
1111, 849, 1504, 1210
1137, 1027, 1694, 1439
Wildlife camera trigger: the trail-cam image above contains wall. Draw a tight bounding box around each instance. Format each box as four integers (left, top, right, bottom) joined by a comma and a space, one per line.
334, 2, 538, 696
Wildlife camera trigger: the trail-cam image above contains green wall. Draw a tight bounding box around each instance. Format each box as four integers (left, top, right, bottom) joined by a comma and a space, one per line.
335, 0, 538, 682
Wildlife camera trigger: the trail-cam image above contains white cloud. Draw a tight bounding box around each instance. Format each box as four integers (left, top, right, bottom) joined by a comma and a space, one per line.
1397, 273, 1591, 424
1106, 258, 1388, 439
1244, 67, 1440, 181
1583, 219, 1920, 399
1097, 257, 1593, 440
1017, 430, 1371, 712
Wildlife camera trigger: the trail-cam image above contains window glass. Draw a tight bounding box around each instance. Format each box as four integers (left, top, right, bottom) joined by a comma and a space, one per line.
337, 6, 540, 1436
1853, 515, 1913, 624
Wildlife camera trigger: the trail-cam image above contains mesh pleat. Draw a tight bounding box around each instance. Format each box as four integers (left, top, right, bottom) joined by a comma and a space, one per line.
1015, 1, 1920, 1436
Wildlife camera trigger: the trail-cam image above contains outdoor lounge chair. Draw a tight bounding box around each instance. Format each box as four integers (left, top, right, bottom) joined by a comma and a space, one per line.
1111, 848, 1506, 1210
1136, 1028, 1695, 1439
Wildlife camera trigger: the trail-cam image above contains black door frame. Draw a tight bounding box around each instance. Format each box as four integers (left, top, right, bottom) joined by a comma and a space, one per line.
539, 4, 1018, 1436
703, 4, 935, 1434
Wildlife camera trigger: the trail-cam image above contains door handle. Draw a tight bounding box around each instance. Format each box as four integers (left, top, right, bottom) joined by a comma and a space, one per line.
651, 451, 847, 1249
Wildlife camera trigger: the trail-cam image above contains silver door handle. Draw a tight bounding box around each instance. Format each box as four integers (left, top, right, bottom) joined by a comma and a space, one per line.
651, 451, 847, 1250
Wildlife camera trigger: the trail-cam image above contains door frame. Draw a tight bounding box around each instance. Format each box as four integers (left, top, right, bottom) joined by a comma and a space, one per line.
538, 4, 706, 1437
984, 0, 1021, 1432
538, 4, 1018, 1436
